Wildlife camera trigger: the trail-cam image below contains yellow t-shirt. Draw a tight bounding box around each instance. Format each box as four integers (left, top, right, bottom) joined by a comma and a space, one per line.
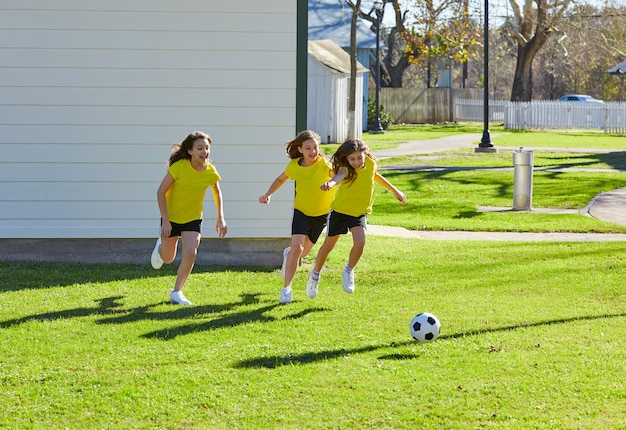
284, 156, 334, 217
165, 159, 221, 223
332, 156, 376, 217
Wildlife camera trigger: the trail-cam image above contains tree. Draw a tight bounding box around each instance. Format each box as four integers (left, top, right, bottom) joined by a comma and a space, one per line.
345, 0, 362, 138
508, 0, 572, 101
402, 0, 480, 88
525, 2, 626, 101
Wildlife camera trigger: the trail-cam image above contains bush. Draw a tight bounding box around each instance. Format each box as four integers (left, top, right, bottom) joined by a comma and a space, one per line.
367, 96, 394, 130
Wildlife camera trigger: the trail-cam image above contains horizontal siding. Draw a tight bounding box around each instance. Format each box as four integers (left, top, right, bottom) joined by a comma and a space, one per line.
0, 106, 295, 126
0, 0, 294, 13
0, 0, 297, 239
0, 125, 294, 144
0, 199, 294, 220
0, 220, 291, 239
0, 161, 290, 184
0, 143, 290, 164
0, 50, 296, 74
0, 184, 296, 208
0, 10, 296, 33
0, 68, 296, 89
0, 30, 295, 52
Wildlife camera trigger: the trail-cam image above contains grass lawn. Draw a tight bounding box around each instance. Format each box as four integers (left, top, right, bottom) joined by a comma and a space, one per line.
3, 124, 626, 428
369, 169, 626, 232
359, 123, 626, 233
345, 123, 626, 152
2, 238, 625, 429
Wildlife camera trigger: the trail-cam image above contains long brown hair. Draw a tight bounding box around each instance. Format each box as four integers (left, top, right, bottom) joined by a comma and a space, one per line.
168, 131, 212, 166
285, 130, 322, 159
331, 138, 378, 184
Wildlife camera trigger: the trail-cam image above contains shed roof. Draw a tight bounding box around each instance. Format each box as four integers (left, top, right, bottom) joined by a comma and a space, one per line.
609, 59, 626, 75
308, 39, 367, 74
308, 0, 377, 49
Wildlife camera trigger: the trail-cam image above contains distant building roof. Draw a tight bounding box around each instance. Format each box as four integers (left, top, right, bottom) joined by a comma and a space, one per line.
308, 39, 367, 74
609, 60, 626, 75
309, 0, 377, 49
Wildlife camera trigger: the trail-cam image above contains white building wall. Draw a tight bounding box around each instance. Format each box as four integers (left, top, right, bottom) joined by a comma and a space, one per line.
307, 57, 363, 144
0, 0, 297, 239
307, 57, 333, 143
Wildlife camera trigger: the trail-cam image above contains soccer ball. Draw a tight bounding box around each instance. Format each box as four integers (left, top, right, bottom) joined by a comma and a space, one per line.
410, 312, 441, 343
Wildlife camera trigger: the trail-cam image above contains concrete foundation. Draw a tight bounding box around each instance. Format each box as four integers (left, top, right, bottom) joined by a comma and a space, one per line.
0, 238, 291, 267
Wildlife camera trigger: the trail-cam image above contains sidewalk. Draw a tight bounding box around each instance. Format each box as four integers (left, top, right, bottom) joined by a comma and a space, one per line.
369, 134, 626, 241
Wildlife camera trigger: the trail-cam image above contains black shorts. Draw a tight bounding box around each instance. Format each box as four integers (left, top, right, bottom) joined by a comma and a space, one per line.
327, 210, 367, 236
163, 219, 202, 237
292, 209, 329, 244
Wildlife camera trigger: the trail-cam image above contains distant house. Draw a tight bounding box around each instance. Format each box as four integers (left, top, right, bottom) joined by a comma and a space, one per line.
308, 40, 367, 144
309, 0, 377, 131
0, 0, 308, 265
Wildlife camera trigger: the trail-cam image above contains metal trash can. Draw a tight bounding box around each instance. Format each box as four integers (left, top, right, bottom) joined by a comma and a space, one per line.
513, 147, 533, 211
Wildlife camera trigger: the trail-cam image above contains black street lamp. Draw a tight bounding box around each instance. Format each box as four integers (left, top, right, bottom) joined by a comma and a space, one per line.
370, 0, 384, 134
477, 0, 494, 151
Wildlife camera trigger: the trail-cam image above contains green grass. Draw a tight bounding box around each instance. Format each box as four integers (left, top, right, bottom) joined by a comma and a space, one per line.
2, 238, 626, 429
491, 130, 626, 149
3, 124, 626, 428
384, 149, 626, 170
322, 122, 505, 152
323, 122, 626, 157
343, 124, 626, 233
370, 169, 626, 232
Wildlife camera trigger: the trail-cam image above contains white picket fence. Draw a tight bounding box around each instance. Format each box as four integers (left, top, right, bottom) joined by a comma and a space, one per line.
455, 99, 626, 133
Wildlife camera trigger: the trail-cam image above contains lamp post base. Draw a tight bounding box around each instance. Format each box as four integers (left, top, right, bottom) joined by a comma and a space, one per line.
369, 119, 384, 134
475, 129, 497, 152
475, 146, 497, 153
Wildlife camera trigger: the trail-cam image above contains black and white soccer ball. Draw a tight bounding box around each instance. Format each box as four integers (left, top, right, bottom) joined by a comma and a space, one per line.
410, 312, 441, 343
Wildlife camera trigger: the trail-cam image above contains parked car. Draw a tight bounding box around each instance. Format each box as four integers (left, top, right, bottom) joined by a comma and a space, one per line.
557, 94, 604, 103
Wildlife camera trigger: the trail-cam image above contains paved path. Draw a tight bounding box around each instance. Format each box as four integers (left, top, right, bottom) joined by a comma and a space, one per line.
373, 134, 483, 159
369, 135, 626, 241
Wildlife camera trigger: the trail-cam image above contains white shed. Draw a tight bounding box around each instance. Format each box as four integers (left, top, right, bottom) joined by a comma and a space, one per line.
307, 39, 366, 144
0, 0, 306, 265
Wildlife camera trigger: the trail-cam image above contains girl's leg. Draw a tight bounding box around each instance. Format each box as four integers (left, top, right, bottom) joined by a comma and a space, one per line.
284, 234, 307, 287
313, 235, 340, 273
347, 226, 366, 269
304, 235, 339, 299
341, 226, 366, 293
160, 236, 179, 264
301, 236, 316, 258
173, 231, 201, 292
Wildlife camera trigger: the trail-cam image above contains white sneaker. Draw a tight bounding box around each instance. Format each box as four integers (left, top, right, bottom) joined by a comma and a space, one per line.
151, 236, 163, 269
342, 268, 355, 293
279, 287, 292, 304
306, 273, 319, 298
170, 290, 192, 305
281, 247, 290, 279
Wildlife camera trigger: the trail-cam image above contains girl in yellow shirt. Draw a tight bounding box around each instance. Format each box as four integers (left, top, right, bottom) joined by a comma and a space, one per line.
259, 130, 334, 304
307, 138, 406, 297
151, 131, 227, 305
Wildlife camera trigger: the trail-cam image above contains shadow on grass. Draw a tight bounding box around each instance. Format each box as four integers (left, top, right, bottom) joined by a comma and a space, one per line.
0, 262, 274, 293
0, 292, 330, 341
141, 305, 329, 340
0, 296, 128, 328
234, 311, 626, 368
539, 151, 626, 171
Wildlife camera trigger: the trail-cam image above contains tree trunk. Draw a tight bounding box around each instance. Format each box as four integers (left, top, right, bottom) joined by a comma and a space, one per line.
347, 0, 361, 138
384, 37, 409, 88
509, 0, 566, 101
510, 45, 535, 101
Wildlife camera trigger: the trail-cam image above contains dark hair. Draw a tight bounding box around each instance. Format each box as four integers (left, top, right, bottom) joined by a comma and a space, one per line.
168, 131, 212, 166
331, 138, 378, 184
285, 130, 322, 159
